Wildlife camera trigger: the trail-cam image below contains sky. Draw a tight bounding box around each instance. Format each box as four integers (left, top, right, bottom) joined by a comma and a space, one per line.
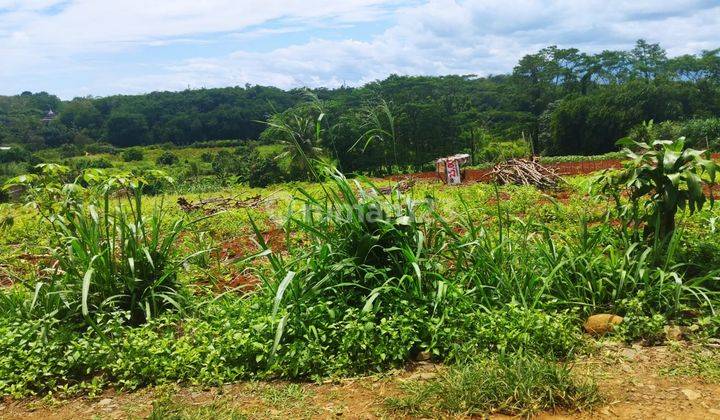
1, 0, 719, 99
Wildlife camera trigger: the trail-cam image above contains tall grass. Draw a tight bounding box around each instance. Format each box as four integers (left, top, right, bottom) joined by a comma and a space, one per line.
4, 167, 204, 326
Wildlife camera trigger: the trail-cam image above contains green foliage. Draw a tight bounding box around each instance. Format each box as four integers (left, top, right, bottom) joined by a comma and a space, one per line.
477, 140, 529, 162
73, 157, 113, 170
121, 147, 145, 162
3, 166, 195, 325
387, 355, 600, 417
156, 151, 180, 166
615, 296, 667, 344
4, 156, 720, 399
105, 112, 149, 147
0, 146, 31, 163
262, 97, 326, 180
602, 137, 717, 240
247, 157, 284, 188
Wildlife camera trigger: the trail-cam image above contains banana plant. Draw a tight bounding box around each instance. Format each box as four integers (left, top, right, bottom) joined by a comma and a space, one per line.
606, 137, 717, 241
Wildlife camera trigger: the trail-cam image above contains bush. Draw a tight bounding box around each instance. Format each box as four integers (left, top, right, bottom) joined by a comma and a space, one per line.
84, 142, 116, 155
248, 157, 284, 187
156, 151, 179, 166
73, 157, 113, 170
477, 141, 528, 163
0, 146, 31, 164
58, 143, 82, 158
4, 166, 190, 325
121, 147, 145, 162
211, 151, 246, 184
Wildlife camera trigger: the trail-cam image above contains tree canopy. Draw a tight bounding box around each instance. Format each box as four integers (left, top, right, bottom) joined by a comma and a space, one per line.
1, 40, 719, 173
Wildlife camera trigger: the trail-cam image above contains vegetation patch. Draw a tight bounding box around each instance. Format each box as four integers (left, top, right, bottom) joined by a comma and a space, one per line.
386, 355, 601, 417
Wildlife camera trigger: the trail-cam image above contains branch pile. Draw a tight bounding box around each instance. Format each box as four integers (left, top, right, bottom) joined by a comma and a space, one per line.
377, 178, 415, 195
177, 195, 262, 215
483, 158, 564, 190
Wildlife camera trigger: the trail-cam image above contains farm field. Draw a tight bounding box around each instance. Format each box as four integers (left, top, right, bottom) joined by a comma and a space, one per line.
2, 138, 720, 419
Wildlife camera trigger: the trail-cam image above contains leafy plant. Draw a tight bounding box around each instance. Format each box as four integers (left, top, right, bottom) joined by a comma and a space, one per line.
350, 98, 398, 174
156, 151, 180, 166
4, 166, 202, 325
603, 137, 717, 241
262, 97, 326, 181
121, 147, 145, 162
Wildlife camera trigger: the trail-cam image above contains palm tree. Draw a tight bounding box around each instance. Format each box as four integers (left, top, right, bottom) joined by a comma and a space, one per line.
262, 96, 326, 181
350, 98, 398, 174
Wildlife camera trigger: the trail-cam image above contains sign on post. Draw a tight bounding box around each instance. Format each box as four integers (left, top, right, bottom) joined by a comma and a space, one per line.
435, 154, 470, 185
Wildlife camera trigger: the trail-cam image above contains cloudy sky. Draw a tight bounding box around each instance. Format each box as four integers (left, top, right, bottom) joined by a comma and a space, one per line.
1, 0, 719, 98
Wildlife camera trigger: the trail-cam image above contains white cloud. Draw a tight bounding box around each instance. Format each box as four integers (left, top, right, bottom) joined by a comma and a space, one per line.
1, 0, 719, 97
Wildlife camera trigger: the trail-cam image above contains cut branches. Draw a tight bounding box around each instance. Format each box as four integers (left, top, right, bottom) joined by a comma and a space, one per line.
483, 159, 564, 190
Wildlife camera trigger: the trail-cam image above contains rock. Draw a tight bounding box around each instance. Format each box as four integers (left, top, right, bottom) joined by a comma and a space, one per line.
682, 389, 701, 401
665, 325, 683, 341
408, 371, 437, 381
584, 314, 623, 336
622, 348, 639, 360
416, 351, 431, 361
97, 398, 113, 406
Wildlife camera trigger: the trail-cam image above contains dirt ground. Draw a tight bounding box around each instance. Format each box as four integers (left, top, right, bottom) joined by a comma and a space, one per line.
2, 342, 720, 419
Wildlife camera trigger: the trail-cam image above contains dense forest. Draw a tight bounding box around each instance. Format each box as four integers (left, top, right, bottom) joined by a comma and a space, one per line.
2, 40, 720, 174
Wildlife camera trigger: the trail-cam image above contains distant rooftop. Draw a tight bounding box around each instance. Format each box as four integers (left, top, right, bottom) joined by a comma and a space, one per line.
42, 109, 56, 122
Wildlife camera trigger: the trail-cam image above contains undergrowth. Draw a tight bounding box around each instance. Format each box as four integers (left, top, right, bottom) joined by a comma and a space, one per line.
386, 355, 601, 417
1, 160, 719, 401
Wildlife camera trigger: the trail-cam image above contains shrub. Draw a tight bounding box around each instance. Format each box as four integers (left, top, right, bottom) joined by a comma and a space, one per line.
121, 147, 145, 162
248, 157, 284, 187
0, 146, 31, 164
84, 142, 116, 155
211, 151, 246, 184
602, 137, 717, 241
58, 143, 82, 158
4, 166, 193, 325
73, 157, 113, 170
156, 151, 179, 166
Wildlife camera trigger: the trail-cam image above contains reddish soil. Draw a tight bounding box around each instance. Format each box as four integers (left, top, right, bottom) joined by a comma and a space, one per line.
224, 271, 261, 292
400, 158, 625, 184
215, 228, 286, 262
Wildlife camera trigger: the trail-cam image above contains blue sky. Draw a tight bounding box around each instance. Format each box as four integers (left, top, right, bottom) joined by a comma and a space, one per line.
1, 0, 719, 99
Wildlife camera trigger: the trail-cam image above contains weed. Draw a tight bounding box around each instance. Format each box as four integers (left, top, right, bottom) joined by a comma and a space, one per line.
386, 355, 601, 417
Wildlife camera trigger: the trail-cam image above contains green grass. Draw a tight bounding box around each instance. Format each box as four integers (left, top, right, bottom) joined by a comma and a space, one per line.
386, 355, 601, 417
1, 155, 720, 412
660, 346, 720, 383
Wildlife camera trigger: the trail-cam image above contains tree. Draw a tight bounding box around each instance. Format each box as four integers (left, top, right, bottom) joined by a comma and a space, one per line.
104, 112, 149, 147
262, 99, 325, 181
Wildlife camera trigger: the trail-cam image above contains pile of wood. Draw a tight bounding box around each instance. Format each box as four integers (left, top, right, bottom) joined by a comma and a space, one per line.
377, 178, 415, 195
483, 158, 564, 190
177, 195, 262, 215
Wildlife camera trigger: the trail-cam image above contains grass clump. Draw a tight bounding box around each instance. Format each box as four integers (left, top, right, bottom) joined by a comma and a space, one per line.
387, 355, 600, 417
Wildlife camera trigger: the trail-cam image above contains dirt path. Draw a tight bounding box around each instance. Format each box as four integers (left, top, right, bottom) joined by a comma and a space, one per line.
3, 343, 720, 419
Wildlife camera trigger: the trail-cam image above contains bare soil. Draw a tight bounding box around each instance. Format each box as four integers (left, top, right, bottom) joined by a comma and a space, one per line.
3, 342, 720, 419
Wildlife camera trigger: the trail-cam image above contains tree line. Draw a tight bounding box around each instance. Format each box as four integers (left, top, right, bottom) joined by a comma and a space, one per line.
1, 40, 719, 173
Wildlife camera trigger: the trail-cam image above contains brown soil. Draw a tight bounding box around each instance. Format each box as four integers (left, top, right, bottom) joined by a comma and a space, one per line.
4, 343, 720, 419
400, 158, 625, 184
